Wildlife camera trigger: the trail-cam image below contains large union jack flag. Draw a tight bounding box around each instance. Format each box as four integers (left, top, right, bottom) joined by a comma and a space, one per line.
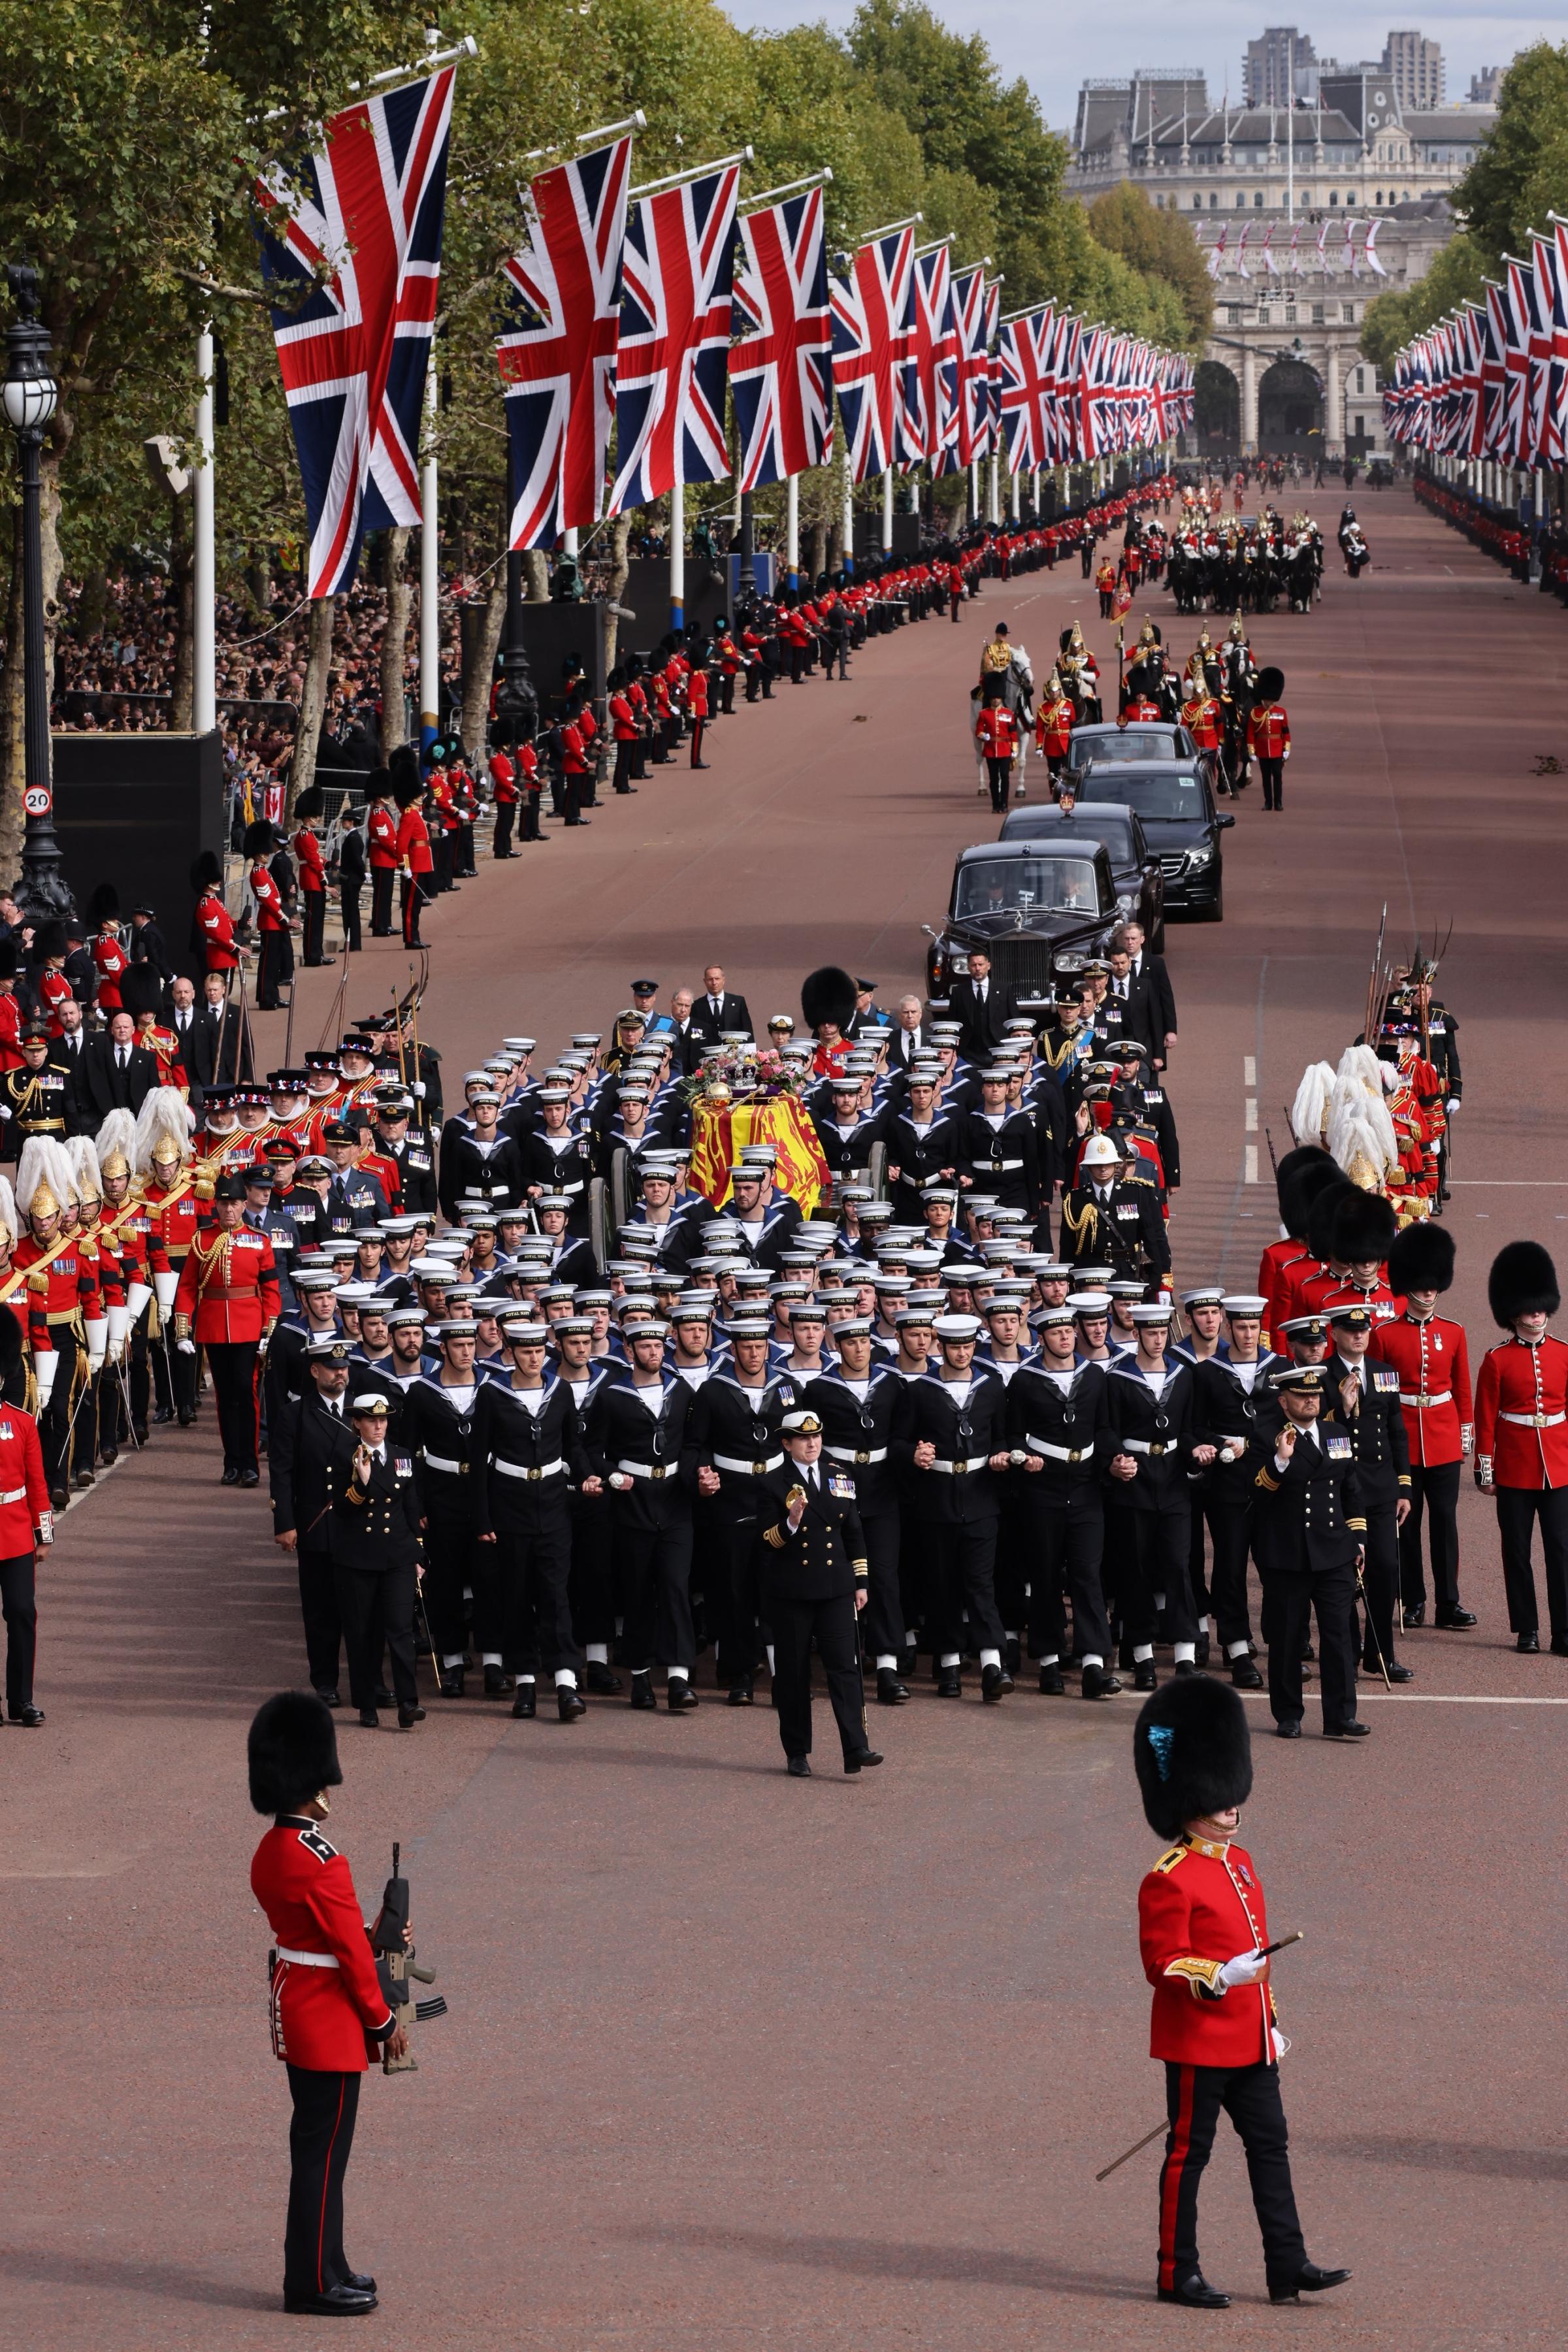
997, 304, 1054, 473
728, 188, 832, 491
909, 244, 957, 474
830, 227, 919, 482
609, 161, 740, 515
257, 67, 455, 600
949, 266, 992, 466
497, 134, 632, 549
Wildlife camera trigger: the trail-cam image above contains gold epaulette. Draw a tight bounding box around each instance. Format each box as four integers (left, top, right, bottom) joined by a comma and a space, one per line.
1152, 1845, 1186, 1875
26, 1268, 48, 1294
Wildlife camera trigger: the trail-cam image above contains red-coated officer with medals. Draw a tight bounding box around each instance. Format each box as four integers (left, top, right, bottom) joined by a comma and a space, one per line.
248, 1691, 408, 2316
1135, 1675, 1350, 2309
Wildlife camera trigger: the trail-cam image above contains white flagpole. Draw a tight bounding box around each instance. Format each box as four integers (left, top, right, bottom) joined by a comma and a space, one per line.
786, 473, 800, 590
987, 449, 999, 524
420, 365, 438, 758
193, 323, 216, 737
841, 433, 855, 576
881, 465, 894, 551
670, 481, 685, 629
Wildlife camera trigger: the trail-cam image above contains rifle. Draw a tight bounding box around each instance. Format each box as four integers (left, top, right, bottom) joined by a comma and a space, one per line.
370, 1842, 448, 2073
1264, 1125, 1279, 1178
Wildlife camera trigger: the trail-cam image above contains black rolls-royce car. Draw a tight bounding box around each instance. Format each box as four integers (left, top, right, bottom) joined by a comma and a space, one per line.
924, 840, 1125, 999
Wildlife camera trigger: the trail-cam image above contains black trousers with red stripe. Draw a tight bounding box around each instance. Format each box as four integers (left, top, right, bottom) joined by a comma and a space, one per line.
1159, 2059, 1306, 2293
284, 2063, 361, 2299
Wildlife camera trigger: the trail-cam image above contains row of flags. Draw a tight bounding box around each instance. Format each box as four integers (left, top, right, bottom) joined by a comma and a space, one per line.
1201, 217, 1386, 280
1382, 220, 1568, 468
254, 67, 1192, 598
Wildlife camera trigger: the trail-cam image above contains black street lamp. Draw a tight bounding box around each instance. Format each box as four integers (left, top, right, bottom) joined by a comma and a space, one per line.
494, 550, 538, 745
738, 489, 756, 603
3, 262, 73, 921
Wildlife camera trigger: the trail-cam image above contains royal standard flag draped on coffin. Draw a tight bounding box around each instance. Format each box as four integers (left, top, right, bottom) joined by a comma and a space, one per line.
689, 1096, 829, 1212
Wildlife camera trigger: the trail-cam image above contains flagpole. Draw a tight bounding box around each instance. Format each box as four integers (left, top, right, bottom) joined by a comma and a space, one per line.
420, 364, 438, 762
882, 466, 894, 552
193, 323, 216, 738
670, 483, 685, 630
786, 474, 800, 591
841, 430, 855, 577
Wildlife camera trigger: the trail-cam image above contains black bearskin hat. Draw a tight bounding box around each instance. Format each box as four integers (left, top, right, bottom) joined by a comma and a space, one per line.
1134, 1675, 1253, 1843
1274, 1142, 1332, 1220
1124, 664, 1151, 698
120, 964, 165, 1022
1305, 1177, 1356, 1262
1256, 666, 1285, 701
365, 766, 392, 800
293, 785, 325, 821
88, 881, 120, 928
800, 964, 857, 1035
389, 743, 423, 810
1388, 1220, 1455, 1297
1331, 1186, 1397, 1267
242, 819, 276, 860
35, 919, 68, 962
1488, 1241, 1560, 1328
1280, 1152, 1343, 1241
189, 849, 223, 892
247, 1690, 342, 1816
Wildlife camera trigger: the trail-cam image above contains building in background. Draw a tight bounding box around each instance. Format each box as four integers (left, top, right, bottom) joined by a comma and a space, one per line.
1381, 29, 1445, 111
1467, 65, 1503, 105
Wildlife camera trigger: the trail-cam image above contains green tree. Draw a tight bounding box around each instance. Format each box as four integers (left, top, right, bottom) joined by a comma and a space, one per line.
1087, 182, 1212, 347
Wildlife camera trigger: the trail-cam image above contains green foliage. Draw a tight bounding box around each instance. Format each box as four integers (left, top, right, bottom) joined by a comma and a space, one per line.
1086, 184, 1212, 348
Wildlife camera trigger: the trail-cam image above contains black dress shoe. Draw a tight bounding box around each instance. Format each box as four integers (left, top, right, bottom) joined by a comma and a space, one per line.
442, 1667, 466, 1699
397, 1704, 425, 1728
483, 1665, 514, 1697
981, 1663, 1007, 1703
132, 1420, 149, 1443
1173, 1659, 1198, 1676
1435, 1607, 1477, 1628
340, 2271, 376, 2294
99, 1443, 118, 1465
786, 1755, 811, 1777
178, 1409, 196, 1428
935, 1667, 962, 1697
1134, 1660, 1158, 1692
1379, 1661, 1414, 1682
372, 1684, 394, 1706
315, 1688, 342, 1709
843, 1748, 883, 1773
1231, 1656, 1263, 1689
283, 2284, 378, 2315
153, 1405, 174, 1426
1038, 1663, 1066, 1695
357, 1707, 378, 1729
1157, 2271, 1231, 2308
585, 1661, 624, 1693
1300, 1641, 1315, 1661
667, 1676, 699, 1710
629, 1672, 657, 1710
221, 1466, 240, 1486
727, 1678, 755, 1707
1082, 1665, 1121, 1699
1323, 1719, 1371, 1739
10, 1703, 44, 1727
1518, 1631, 1541, 1652
1194, 1632, 1211, 1667
511, 1686, 536, 1718
1271, 2262, 1351, 2302
1402, 1602, 1426, 1627
876, 1668, 909, 1705
558, 1684, 587, 1722
239, 1467, 260, 1488
1275, 1718, 1302, 1739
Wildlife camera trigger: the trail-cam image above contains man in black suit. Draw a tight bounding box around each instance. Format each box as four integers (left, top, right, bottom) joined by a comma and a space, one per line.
128, 904, 174, 981
946, 948, 1018, 1065
688, 964, 753, 1045
666, 988, 702, 1077
75, 1009, 158, 1122
164, 974, 215, 1115
888, 992, 931, 1072
50, 1000, 90, 1131
1105, 921, 1177, 1069
201, 971, 254, 1084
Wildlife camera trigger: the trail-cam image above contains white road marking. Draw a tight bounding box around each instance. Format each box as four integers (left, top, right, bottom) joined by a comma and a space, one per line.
1240, 1691, 1568, 1706
1245, 1101, 1258, 1132
1243, 1056, 1256, 1087
1244, 1145, 1259, 1184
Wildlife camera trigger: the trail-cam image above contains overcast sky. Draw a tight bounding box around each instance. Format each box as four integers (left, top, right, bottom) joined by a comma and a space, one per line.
725, 2, 1559, 129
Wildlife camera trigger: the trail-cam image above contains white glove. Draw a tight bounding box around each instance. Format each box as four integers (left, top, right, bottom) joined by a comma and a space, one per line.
1271, 2028, 1291, 2061
176, 1338, 197, 1357
87, 1350, 106, 1376
1477, 1454, 1494, 1489
412, 1080, 427, 1097
1218, 1950, 1267, 1989
1445, 1098, 1460, 1114
1461, 1426, 1474, 1457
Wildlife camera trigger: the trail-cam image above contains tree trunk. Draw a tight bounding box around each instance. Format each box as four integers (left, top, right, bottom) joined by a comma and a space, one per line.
806, 519, 827, 585
459, 561, 507, 754
600, 512, 634, 678
288, 595, 337, 817
78, 568, 108, 637
0, 455, 64, 889
379, 525, 412, 759
523, 549, 549, 602
169, 495, 195, 732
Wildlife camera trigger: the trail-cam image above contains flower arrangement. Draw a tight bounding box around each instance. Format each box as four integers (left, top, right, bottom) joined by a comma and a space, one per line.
681, 1043, 810, 1106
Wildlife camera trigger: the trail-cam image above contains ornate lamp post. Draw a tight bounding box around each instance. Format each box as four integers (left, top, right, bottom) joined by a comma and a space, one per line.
3, 262, 73, 919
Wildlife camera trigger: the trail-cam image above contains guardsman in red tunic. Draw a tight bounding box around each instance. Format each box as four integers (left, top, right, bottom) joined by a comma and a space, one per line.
1096, 555, 1117, 616
246, 821, 289, 1009
1369, 1221, 1476, 1631
391, 758, 433, 948
1256, 1147, 1338, 1354
1034, 672, 1076, 783
1246, 666, 1291, 811
487, 741, 520, 857
248, 1692, 404, 2317
607, 670, 640, 798
0, 941, 23, 1073
91, 913, 130, 1013
292, 786, 332, 967
197, 877, 238, 973
172, 1170, 280, 1485
0, 1354, 52, 1725
559, 698, 591, 828
1135, 1678, 1348, 2311
687, 659, 711, 770
974, 693, 1021, 814
366, 774, 400, 936
1475, 1241, 1568, 1652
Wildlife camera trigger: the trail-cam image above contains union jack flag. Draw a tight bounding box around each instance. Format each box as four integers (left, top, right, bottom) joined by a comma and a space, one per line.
1501, 252, 1535, 466
497, 134, 633, 549
1051, 314, 1082, 463
909, 244, 958, 473
830, 227, 919, 482
257, 67, 455, 600
1530, 229, 1563, 467
997, 306, 1054, 473
728, 188, 832, 491
949, 266, 993, 465
609, 161, 740, 515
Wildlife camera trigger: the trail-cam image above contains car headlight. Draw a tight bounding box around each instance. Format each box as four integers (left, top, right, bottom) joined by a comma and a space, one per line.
1187, 845, 1214, 870
949, 951, 970, 975
1115, 892, 1133, 913
1054, 952, 1086, 975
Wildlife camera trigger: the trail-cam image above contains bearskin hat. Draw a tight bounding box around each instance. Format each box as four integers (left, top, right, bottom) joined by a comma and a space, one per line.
1305, 1177, 1356, 1263
1134, 1674, 1253, 1843
293, 785, 325, 821
120, 964, 165, 1022
1274, 1142, 1333, 1220
1256, 666, 1285, 701
1488, 1241, 1560, 1328
1388, 1220, 1455, 1297
800, 964, 857, 1035
88, 881, 120, 929
365, 766, 392, 800
1331, 1186, 1397, 1268
189, 849, 223, 892
1281, 1153, 1343, 1241
248, 1690, 343, 1816
35, 919, 69, 962
388, 743, 423, 809
242, 819, 276, 860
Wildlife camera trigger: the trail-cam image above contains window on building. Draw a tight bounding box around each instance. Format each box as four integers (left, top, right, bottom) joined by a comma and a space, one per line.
1258, 308, 1271, 327
1235, 190, 1247, 208
1209, 192, 1218, 210
1312, 303, 1324, 324
1343, 302, 1356, 323
1286, 304, 1297, 323
1356, 368, 1365, 394
1227, 306, 1241, 326
1375, 190, 1383, 206
1329, 190, 1339, 206
1192, 193, 1203, 210
1402, 189, 1411, 203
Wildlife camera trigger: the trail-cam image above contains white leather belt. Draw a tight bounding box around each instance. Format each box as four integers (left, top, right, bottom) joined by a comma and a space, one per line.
1400, 1391, 1451, 1408
0, 1486, 27, 1505
617, 1459, 675, 1480
826, 1445, 888, 1465
276, 1948, 339, 1968
1026, 1437, 1092, 1464
1123, 1437, 1177, 1455
1500, 1411, 1565, 1428
714, 1452, 783, 1476
930, 1454, 989, 1475
553, 1179, 585, 1195
423, 1452, 463, 1473
493, 1456, 564, 1480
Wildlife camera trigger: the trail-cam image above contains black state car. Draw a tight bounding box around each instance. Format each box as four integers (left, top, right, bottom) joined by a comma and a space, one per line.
997, 799, 1165, 949
1073, 761, 1233, 921
926, 840, 1124, 1000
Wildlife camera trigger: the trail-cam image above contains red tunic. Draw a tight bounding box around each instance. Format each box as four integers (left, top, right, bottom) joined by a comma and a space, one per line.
0, 990, 22, 1073
1139, 1834, 1274, 2068
367, 805, 400, 871
0, 1402, 50, 1554
172, 1224, 280, 1343
1369, 1310, 1473, 1465
395, 806, 433, 875
37, 969, 74, 1037
93, 934, 129, 1011
251, 1819, 395, 2071
1475, 1334, 1568, 1490
487, 751, 518, 804
293, 826, 326, 895
251, 863, 287, 934
975, 706, 1020, 760
1247, 704, 1291, 759
198, 892, 237, 971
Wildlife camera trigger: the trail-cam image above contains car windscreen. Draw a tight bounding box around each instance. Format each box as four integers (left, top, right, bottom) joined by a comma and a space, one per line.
1077, 769, 1205, 821
1010, 815, 1134, 862
1070, 729, 1175, 767
955, 857, 1102, 918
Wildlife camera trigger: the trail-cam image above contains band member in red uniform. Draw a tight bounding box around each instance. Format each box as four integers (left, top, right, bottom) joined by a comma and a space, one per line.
248, 1691, 405, 2317
172, 1171, 280, 1486
245, 821, 289, 1009
291, 786, 333, 967
1246, 666, 1290, 812
13, 1135, 99, 1507
687, 657, 711, 770
1034, 671, 1076, 784
487, 739, 520, 855
0, 1322, 52, 1725
391, 753, 433, 949
1475, 1241, 1568, 1652
607, 670, 640, 797
1135, 1676, 1348, 2310
197, 870, 238, 973
366, 769, 400, 936
1370, 1221, 1477, 1630
974, 691, 1020, 814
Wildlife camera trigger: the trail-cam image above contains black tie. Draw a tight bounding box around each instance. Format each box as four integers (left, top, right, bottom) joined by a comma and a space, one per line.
976, 983, 986, 1006
117, 1049, 127, 1071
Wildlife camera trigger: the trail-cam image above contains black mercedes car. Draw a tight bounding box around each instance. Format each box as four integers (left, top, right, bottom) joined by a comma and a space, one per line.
1072, 762, 1233, 921
1066, 718, 1220, 800
925, 840, 1124, 999
997, 799, 1165, 949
